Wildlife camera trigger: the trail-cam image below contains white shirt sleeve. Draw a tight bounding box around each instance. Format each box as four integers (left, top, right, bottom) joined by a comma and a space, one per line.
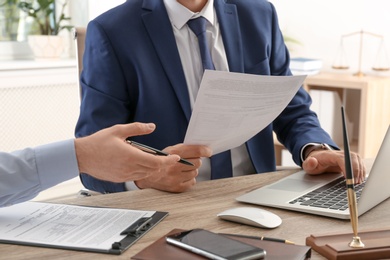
0, 139, 79, 207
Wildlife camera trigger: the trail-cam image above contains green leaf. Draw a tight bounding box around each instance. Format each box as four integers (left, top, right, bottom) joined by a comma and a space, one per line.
17, 0, 72, 35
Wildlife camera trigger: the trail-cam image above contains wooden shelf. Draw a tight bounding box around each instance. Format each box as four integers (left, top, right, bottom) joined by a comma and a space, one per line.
275, 72, 389, 165
304, 72, 390, 159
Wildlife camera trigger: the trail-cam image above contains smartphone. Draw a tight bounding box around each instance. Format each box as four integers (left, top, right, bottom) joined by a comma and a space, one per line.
165, 229, 266, 260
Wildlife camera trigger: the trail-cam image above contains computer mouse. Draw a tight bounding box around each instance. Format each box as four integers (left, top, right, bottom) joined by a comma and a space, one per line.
217, 206, 282, 229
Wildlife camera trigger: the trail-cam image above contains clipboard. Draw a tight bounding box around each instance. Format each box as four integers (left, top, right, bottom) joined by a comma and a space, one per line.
109, 211, 168, 255
0, 201, 168, 255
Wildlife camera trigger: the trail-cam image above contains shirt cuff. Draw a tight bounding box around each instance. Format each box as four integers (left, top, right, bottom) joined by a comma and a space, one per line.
34, 139, 79, 190
301, 142, 333, 162
125, 181, 141, 191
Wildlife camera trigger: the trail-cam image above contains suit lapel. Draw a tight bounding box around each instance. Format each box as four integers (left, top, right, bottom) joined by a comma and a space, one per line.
141, 0, 192, 121
215, 0, 244, 73
140, 0, 243, 121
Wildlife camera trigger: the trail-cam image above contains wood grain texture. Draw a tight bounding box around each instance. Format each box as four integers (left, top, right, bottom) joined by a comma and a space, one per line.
1, 163, 388, 260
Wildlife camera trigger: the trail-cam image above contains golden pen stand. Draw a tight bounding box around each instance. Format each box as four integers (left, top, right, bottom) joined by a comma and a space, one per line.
306, 229, 390, 260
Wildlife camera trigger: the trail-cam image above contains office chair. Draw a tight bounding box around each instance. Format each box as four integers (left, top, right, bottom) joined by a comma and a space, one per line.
72, 27, 102, 196
72, 27, 86, 98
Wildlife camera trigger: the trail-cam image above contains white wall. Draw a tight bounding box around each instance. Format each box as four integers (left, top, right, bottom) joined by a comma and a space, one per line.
87, 0, 126, 20
270, 0, 390, 76
69, 0, 125, 27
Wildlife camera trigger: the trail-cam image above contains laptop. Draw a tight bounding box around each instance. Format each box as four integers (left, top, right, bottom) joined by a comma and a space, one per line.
237, 125, 390, 219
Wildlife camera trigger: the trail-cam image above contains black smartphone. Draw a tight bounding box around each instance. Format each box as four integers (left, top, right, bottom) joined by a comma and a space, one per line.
165, 229, 266, 260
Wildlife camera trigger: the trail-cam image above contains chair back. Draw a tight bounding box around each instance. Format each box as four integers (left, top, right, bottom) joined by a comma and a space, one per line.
72, 27, 86, 97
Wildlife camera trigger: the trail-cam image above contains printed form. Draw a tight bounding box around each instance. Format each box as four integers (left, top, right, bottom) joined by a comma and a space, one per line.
0, 201, 156, 252
184, 70, 306, 154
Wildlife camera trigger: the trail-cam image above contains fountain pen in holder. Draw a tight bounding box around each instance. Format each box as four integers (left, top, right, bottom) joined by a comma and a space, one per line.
341, 106, 365, 248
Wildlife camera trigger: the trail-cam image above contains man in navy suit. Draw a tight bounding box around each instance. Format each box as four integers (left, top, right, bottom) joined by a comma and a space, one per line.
75, 0, 365, 193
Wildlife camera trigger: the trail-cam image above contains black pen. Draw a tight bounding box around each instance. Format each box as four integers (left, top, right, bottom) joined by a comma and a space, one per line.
126, 139, 194, 166
219, 233, 295, 245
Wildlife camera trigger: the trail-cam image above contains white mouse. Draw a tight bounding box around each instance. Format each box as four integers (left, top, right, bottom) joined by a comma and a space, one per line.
217, 207, 282, 229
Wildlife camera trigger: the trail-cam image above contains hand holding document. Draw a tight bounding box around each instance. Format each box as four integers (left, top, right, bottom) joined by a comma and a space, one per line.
184, 70, 307, 154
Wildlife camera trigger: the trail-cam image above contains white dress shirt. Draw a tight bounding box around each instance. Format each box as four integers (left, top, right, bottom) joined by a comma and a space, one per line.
0, 140, 78, 207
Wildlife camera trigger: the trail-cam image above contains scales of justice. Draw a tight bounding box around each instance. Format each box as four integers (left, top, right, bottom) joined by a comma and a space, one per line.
332, 30, 390, 77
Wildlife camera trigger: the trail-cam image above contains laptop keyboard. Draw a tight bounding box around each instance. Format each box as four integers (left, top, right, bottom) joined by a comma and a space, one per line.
289, 177, 366, 211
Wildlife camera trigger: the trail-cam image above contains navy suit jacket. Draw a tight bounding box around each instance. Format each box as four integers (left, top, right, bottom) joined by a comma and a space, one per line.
75, 0, 336, 193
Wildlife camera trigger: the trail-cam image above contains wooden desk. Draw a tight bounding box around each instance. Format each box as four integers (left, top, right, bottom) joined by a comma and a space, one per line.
1, 167, 389, 259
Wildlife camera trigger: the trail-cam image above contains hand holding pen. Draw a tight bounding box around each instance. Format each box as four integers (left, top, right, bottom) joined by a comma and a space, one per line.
127, 141, 212, 193
126, 139, 194, 166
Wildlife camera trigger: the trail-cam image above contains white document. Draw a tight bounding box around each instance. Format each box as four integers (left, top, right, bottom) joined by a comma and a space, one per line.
0, 201, 160, 253
184, 70, 306, 154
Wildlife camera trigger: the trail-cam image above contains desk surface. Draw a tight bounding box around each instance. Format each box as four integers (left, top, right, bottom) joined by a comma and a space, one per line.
1, 166, 389, 260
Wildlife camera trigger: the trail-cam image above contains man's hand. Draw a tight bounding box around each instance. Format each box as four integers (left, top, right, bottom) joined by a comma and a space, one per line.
75, 123, 181, 183
134, 144, 212, 193
302, 149, 366, 183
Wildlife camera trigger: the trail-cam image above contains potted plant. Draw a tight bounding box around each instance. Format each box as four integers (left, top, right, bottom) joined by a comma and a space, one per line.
18, 0, 73, 59
0, 0, 20, 41
0, 0, 34, 60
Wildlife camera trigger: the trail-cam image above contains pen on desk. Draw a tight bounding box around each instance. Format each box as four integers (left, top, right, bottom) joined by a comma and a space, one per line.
126, 139, 194, 166
219, 233, 295, 245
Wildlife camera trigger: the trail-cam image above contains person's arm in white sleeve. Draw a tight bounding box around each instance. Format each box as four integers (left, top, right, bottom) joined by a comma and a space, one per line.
0, 140, 78, 207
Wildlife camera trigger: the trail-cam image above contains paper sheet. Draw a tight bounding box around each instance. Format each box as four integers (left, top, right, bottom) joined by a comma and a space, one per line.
184, 70, 306, 154
0, 201, 154, 250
